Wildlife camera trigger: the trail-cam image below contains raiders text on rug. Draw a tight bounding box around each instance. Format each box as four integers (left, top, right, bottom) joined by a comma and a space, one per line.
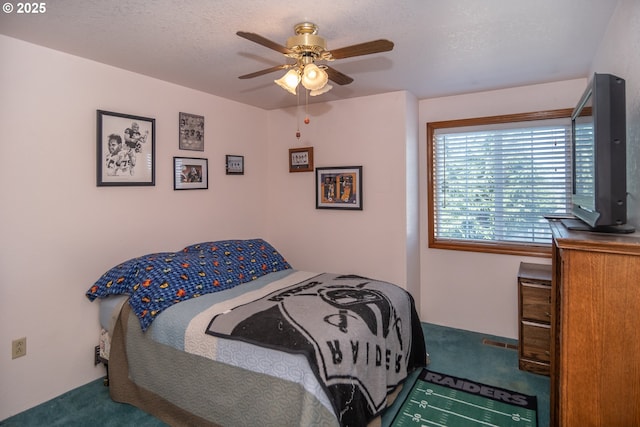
391, 369, 537, 427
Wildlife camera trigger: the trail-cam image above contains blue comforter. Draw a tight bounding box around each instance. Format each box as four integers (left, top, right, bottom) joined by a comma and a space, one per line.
86, 239, 291, 331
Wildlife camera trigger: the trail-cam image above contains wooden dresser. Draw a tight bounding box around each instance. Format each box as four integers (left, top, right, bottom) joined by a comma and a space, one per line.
549, 219, 640, 427
518, 262, 552, 376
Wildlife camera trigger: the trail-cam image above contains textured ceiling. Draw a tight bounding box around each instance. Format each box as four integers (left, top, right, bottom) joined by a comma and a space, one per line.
0, 0, 619, 110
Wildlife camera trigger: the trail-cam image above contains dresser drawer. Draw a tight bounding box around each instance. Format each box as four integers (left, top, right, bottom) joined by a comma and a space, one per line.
518, 262, 552, 376
520, 321, 551, 362
521, 282, 551, 323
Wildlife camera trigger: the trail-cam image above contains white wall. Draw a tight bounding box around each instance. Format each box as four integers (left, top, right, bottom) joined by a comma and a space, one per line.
418, 79, 587, 339
0, 35, 268, 420
264, 91, 419, 290
404, 93, 421, 299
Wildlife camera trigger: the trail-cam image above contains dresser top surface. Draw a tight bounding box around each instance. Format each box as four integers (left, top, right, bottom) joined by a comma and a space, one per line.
518, 262, 552, 281
549, 219, 640, 255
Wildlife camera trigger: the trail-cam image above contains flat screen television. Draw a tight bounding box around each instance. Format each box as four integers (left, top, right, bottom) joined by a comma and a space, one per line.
565, 73, 634, 233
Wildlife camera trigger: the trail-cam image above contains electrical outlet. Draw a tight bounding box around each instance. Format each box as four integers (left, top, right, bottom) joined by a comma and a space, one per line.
12, 337, 27, 359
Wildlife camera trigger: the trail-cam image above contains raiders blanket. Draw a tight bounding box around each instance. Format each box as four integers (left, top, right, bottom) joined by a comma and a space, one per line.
206, 273, 426, 427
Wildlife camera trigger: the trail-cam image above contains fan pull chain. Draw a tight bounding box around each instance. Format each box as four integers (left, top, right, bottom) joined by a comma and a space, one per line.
304, 89, 310, 124
296, 89, 301, 140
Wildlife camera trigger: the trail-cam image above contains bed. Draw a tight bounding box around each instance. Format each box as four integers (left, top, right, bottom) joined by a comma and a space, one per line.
87, 239, 426, 427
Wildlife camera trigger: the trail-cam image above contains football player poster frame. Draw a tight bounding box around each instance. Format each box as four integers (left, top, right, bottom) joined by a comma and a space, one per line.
173, 157, 208, 190
315, 166, 363, 210
178, 112, 204, 151
97, 110, 155, 186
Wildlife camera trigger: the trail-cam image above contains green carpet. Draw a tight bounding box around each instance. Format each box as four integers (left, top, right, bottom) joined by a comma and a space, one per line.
391, 369, 537, 426
1, 323, 549, 427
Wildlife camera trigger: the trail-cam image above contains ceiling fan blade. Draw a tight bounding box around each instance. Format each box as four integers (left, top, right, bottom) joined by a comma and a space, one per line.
324, 66, 354, 85
329, 39, 394, 59
236, 31, 292, 55
238, 64, 291, 79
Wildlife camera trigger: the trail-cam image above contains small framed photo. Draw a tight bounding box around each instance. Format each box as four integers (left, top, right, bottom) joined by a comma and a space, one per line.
174, 157, 208, 190
289, 147, 314, 172
226, 155, 244, 175
316, 166, 363, 210
179, 112, 204, 151
97, 110, 155, 186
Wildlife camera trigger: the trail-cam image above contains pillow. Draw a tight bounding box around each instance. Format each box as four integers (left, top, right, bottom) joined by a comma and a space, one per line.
87, 255, 144, 300
182, 239, 290, 270
86, 239, 291, 331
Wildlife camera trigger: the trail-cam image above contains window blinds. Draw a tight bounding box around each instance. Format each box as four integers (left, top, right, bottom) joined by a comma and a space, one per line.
433, 121, 572, 245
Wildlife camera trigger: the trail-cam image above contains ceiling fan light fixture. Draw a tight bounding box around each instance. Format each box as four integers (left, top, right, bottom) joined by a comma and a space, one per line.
274, 69, 300, 95
237, 22, 395, 102
310, 84, 333, 96
301, 64, 328, 91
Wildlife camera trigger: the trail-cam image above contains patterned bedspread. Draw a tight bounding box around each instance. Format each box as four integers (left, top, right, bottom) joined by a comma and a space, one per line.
204, 273, 425, 427
86, 239, 291, 330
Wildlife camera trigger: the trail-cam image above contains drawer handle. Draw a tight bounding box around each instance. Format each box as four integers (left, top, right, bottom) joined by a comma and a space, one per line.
545, 312, 551, 318
545, 350, 550, 356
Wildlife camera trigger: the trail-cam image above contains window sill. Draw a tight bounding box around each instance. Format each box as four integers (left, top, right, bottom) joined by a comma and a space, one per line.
429, 239, 552, 257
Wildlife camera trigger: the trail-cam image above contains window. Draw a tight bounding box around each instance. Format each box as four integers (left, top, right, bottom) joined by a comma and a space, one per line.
427, 109, 573, 256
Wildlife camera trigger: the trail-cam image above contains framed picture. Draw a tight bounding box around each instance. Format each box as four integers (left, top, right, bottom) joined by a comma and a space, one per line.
226, 155, 244, 175
179, 112, 204, 151
289, 147, 314, 172
173, 157, 208, 190
97, 110, 155, 186
316, 166, 363, 210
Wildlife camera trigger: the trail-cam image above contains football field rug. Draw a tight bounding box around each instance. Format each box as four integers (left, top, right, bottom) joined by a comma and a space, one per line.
391, 369, 537, 427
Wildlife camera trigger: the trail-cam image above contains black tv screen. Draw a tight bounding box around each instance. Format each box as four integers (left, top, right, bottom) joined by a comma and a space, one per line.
568, 73, 633, 233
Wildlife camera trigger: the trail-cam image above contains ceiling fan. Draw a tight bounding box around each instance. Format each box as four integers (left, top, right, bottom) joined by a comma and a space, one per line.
237, 22, 394, 96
